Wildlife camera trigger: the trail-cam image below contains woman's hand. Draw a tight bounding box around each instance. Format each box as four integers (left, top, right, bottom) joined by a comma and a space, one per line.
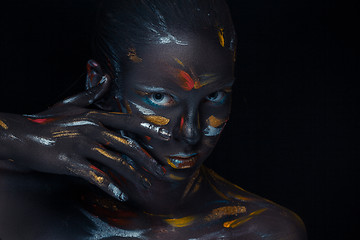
0, 76, 169, 201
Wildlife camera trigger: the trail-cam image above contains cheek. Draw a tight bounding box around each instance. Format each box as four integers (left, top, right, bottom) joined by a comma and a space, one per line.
202, 115, 228, 137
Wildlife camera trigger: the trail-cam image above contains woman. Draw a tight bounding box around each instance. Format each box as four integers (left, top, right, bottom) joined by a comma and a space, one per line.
0, 0, 306, 239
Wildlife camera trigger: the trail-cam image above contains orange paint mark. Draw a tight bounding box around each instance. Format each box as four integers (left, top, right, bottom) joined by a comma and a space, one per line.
0, 119, 8, 130
179, 70, 194, 91
218, 27, 225, 47
143, 115, 170, 126
206, 115, 227, 128
28, 118, 57, 124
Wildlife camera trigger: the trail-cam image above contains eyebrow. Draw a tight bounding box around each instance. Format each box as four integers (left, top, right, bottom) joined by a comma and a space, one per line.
135, 85, 168, 92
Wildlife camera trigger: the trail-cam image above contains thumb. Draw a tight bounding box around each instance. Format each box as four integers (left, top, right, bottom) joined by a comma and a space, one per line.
55, 74, 111, 108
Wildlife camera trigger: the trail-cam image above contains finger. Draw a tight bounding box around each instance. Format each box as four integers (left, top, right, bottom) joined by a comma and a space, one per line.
85, 145, 152, 190
55, 74, 111, 108
86, 111, 171, 141
65, 158, 128, 201
91, 128, 165, 177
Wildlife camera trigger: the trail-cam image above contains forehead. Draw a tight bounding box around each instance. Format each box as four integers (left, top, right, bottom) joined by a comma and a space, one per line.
124, 37, 235, 90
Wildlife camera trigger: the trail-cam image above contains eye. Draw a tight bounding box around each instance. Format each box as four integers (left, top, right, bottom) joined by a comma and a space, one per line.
146, 92, 175, 107
206, 91, 226, 103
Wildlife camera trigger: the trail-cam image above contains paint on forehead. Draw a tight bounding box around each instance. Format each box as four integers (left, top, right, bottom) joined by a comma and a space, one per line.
127, 48, 143, 63
173, 57, 185, 67
178, 70, 195, 91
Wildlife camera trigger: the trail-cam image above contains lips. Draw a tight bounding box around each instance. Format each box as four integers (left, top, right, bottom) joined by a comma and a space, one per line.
166, 153, 198, 169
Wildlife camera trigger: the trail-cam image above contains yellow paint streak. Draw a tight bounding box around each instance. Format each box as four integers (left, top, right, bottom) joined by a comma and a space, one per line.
108, 112, 125, 115
103, 132, 128, 145
0, 120, 8, 130
168, 174, 186, 181
207, 115, 226, 128
93, 147, 122, 163
223, 217, 253, 228
218, 27, 225, 47
143, 115, 170, 126
164, 216, 195, 228
53, 132, 80, 138
223, 208, 268, 229
124, 100, 132, 114
167, 158, 178, 169
89, 171, 104, 184
174, 57, 185, 67
205, 206, 247, 221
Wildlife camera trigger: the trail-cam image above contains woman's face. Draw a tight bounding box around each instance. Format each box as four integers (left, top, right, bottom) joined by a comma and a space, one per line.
119, 36, 235, 181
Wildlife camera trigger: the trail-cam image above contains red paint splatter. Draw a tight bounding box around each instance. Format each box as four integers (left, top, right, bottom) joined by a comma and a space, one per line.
179, 70, 194, 91
162, 166, 167, 174
90, 165, 106, 176
142, 167, 150, 173
27, 118, 57, 124
144, 136, 151, 141
180, 116, 184, 130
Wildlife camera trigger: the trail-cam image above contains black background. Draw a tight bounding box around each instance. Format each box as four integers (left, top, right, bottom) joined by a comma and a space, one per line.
0, 0, 358, 239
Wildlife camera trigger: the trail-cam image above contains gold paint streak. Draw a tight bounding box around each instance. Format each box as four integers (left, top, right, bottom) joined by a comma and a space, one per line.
207, 115, 226, 128
223, 217, 253, 228
168, 174, 186, 181
89, 171, 104, 184
0, 120, 8, 130
53, 133, 80, 138
93, 147, 122, 163
189, 176, 202, 196
174, 57, 185, 67
227, 192, 253, 202
128, 48, 143, 63
218, 27, 225, 47
223, 208, 268, 229
167, 158, 178, 169
205, 206, 247, 221
103, 132, 128, 145
143, 115, 170, 126
164, 216, 195, 228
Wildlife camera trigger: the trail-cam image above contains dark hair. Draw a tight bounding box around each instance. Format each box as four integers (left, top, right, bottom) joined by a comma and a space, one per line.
93, 0, 236, 98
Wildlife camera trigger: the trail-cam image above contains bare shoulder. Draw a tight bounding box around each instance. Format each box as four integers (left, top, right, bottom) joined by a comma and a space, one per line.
203, 167, 307, 240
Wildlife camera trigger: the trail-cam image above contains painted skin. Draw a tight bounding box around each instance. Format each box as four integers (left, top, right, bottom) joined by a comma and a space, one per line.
0, 37, 306, 240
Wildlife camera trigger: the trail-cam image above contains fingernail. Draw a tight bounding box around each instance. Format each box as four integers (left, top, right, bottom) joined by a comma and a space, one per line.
142, 177, 152, 189
108, 183, 127, 201
159, 128, 171, 140
99, 75, 107, 84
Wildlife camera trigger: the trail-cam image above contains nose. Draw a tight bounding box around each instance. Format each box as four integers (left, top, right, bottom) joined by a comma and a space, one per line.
178, 108, 201, 145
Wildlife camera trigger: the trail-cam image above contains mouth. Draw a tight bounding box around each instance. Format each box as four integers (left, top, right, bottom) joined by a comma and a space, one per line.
166, 153, 198, 169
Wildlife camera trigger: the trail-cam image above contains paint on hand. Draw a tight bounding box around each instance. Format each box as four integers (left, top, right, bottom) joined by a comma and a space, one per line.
89, 171, 105, 184
52, 130, 80, 138
27, 135, 55, 146
103, 132, 129, 145
168, 174, 186, 181
204, 206, 246, 221
0, 119, 8, 130
223, 208, 267, 228
218, 27, 225, 47
28, 118, 57, 124
164, 216, 195, 228
143, 115, 170, 126
128, 48, 143, 63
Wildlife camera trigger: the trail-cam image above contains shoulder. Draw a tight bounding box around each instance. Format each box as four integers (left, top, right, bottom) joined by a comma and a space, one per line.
202, 167, 307, 240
